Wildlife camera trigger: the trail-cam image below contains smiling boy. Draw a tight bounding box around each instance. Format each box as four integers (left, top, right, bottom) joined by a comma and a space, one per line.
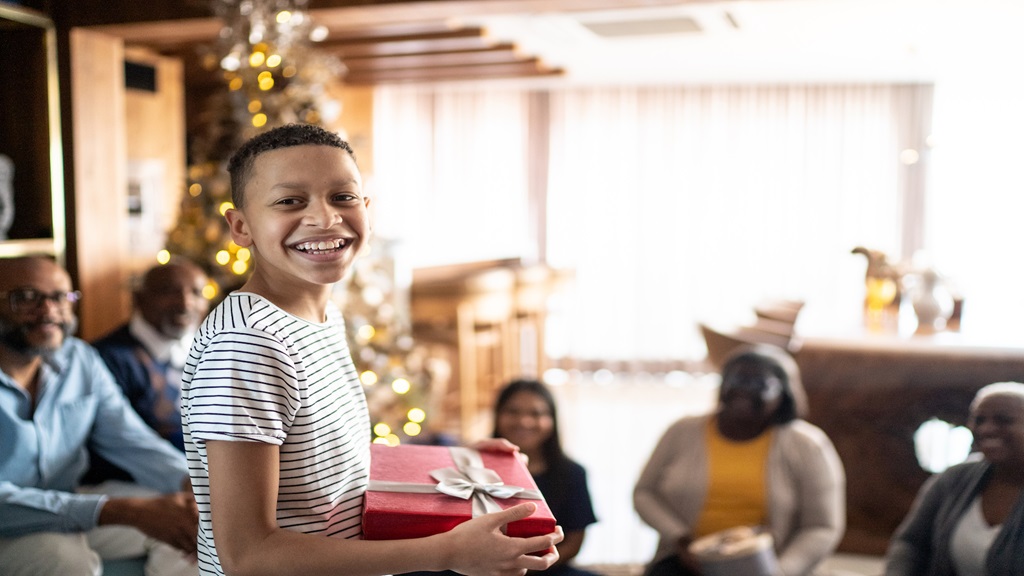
180, 124, 561, 576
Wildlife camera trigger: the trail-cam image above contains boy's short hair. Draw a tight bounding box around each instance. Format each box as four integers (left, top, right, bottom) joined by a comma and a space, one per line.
227, 124, 355, 208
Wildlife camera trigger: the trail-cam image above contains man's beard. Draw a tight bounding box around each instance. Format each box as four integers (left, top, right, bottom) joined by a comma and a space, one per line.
159, 318, 196, 341
0, 315, 78, 358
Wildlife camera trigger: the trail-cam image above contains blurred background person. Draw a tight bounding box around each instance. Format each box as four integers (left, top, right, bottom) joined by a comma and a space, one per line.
494, 378, 599, 576
84, 258, 210, 485
634, 344, 845, 576
0, 255, 197, 575
884, 381, 1024, 576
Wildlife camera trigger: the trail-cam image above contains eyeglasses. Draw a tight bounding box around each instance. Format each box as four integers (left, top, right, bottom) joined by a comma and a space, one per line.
1, 288, 82, 313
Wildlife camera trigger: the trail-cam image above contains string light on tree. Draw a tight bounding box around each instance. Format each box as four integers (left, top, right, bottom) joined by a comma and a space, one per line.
338, 239, 449, 446
205, 0, 343, 130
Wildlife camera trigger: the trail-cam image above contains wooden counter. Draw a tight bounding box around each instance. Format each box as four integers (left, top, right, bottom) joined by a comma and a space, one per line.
793, 331, 1024, 554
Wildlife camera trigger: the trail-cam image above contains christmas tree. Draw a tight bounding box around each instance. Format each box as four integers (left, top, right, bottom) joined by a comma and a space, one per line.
338, 240, 453, 445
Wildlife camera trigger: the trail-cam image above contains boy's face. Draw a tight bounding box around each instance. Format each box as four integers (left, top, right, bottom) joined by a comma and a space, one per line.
226, 144, 371, 289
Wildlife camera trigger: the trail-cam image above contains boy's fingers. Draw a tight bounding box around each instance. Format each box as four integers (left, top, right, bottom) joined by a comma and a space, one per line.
472, 438, 520, 453
488, 502, 537, 526
516, 549, 559, 571
508, 526, 563, 556
481, 505, 562, 559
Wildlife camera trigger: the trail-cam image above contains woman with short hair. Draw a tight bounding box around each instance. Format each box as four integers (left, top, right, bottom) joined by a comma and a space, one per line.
884, 381, 1024, 576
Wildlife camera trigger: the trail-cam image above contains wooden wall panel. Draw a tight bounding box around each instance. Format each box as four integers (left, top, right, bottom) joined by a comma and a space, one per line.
124, 47, 185, 274
69, 33, 186, 340
70, 27, 130, 341
332, 84, 375, 176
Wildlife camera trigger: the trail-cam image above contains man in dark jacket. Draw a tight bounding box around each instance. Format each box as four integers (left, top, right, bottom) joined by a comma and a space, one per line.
84, 258, 210, 484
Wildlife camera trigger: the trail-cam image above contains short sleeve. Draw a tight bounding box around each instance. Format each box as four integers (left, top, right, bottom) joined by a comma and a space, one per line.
186, 328, 301, 445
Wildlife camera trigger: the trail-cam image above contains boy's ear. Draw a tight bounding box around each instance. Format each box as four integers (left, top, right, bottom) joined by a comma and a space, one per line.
364, 196, 373, 234
224, 208, 253, 247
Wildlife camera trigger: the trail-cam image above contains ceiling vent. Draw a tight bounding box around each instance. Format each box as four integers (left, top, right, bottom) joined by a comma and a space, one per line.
581, 15, 703, 38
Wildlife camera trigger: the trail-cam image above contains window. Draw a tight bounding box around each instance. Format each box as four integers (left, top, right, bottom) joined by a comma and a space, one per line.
374, 83, 935, 362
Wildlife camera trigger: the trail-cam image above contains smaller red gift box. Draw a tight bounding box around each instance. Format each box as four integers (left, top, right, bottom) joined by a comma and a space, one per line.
362, 444, 556, 541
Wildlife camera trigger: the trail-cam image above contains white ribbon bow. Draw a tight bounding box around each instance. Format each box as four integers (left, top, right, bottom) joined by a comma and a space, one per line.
430, 447, 541, 516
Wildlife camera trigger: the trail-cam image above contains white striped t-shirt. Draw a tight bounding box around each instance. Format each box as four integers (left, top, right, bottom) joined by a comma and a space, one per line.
181, 292, 371, 576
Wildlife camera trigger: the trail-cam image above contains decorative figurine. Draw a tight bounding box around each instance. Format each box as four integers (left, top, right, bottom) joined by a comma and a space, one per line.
852, 246, 902, 332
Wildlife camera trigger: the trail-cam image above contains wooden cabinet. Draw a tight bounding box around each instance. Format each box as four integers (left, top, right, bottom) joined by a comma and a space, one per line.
410, 259, 570, 440
795, 333, 1024, 554
0, 3, 66, 262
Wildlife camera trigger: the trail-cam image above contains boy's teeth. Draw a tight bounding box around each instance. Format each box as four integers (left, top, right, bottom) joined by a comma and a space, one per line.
297, 239, 344, 251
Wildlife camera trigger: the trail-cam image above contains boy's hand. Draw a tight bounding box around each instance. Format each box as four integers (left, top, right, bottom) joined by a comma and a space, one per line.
444, 502, 563, 576
470, 438, 529, 467
471, 438, 520, 453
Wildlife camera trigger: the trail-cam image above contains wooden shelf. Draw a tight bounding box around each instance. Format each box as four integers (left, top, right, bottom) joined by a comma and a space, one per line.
0, 238, 56, 258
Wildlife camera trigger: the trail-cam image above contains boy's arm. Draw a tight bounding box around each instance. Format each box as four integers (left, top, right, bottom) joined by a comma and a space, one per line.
207, 440, 562, 576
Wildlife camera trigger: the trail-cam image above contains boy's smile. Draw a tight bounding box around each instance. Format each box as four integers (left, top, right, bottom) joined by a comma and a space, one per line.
226, 144, 371, 311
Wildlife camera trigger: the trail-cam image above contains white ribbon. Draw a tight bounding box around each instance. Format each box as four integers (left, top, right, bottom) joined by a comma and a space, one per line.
367, 446, 543, 518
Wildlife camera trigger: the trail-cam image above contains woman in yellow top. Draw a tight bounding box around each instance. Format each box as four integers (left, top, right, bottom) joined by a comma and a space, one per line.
634, 344, 845, 576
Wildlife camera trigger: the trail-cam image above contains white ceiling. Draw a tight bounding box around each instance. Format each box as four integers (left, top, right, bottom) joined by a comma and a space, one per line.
449, 0, 1024, 85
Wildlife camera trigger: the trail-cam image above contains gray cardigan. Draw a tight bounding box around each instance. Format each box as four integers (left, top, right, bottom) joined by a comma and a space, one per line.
633, 414, 846, 576
884, 460, 1024, 576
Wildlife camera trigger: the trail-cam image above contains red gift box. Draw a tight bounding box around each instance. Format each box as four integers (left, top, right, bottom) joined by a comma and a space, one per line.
362, 444, 556, 541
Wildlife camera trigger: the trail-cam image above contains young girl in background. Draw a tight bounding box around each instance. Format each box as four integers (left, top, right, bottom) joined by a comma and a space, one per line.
494, 379, 599, 576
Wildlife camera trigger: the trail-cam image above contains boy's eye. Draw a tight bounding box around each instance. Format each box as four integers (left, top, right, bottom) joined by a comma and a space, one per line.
275, 197, 302, 206
333, 192, 358, 202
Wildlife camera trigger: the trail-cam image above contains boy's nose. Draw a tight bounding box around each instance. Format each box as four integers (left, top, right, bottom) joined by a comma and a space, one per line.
306, 201, 343, 227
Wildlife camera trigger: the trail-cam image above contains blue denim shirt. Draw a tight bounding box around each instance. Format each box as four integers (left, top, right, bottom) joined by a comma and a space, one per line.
0, 337, 188, 537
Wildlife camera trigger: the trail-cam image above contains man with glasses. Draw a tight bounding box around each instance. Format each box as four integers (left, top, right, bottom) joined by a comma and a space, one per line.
0, 256, 198, 576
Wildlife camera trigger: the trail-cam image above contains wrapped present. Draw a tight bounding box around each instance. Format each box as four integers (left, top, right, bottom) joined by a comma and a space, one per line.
690, 526, 780, 576
362, 444, 556, 541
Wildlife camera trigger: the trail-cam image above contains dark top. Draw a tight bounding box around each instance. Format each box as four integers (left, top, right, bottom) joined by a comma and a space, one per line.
884, 459, 1024, 576
398, 457, 599, 576
82, 324, 184, 485
534, 459, 598, 533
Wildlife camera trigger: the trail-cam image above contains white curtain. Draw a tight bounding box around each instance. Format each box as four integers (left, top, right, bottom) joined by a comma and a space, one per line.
370, 86, 534, 267
924, 17, 1024, 341
545, 84, 927, 361
372, 83, 931, 362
